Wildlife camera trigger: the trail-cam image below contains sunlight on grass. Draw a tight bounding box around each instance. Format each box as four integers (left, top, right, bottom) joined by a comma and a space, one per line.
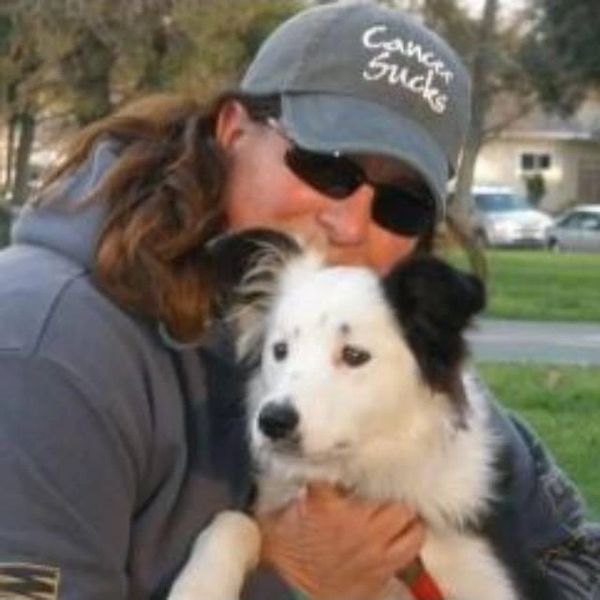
446, 249, 600, 322
479, 362, 600, 519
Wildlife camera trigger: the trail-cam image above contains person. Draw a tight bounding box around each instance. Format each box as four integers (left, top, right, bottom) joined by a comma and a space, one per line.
0, 2, 598, 599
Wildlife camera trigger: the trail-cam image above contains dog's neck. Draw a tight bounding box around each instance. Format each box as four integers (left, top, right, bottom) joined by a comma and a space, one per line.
347, 409, 499, 529
254, 391, 499, 531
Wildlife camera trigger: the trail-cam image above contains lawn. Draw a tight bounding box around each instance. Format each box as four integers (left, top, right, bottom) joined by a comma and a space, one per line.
447, 249, 600, 322
478, 362, 600, 520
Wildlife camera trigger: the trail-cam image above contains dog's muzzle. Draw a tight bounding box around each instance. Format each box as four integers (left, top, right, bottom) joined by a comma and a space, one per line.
258, 401, 299, 441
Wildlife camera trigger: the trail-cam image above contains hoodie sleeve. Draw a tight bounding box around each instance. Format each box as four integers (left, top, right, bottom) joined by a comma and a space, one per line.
0, 353, 137, 600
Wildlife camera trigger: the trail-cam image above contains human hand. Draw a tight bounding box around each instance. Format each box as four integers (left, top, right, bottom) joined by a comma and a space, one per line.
257, 483, 426, 600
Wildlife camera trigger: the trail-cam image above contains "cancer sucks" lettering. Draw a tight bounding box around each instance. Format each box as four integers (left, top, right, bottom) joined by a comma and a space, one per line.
362, 25, 454, 115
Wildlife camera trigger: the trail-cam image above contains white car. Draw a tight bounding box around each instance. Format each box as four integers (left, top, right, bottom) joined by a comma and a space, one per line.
547, 205, 600, 253
471, 186, 553, 248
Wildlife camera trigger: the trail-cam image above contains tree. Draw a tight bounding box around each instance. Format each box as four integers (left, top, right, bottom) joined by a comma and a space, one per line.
450, 0, 499, 225
524, 172, 546, 206
166, 0, 301, 99
384, 2, 539, 196
0, 2, 45, 204
521, 0, 600, 115
0, 0, 301, 206
377, 1, 550, 276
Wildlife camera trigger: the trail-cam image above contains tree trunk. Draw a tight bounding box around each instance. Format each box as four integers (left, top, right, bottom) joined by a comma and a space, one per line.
453, 0, 498, 219
448, 0, 498, 278
2, 116, 17, 193
136, 22, 169, 91
11, 111, 36, 206
60, 28, 114, 125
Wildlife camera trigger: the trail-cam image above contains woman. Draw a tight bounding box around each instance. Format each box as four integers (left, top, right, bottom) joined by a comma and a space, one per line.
0, 3, 597, 599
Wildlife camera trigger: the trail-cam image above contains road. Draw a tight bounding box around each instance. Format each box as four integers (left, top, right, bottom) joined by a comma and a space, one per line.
467, 319, 600, 365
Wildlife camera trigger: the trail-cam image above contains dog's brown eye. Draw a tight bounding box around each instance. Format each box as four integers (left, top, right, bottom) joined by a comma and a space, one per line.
341, 345, 371, 367
273, 341, 288, 361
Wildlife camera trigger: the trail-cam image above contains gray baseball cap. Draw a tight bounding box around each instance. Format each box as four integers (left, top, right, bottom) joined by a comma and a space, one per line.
241, 2, 471, 217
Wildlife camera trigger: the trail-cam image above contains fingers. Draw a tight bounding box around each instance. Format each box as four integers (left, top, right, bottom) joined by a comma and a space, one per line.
303, 485, 426, 570
384, 518, 426, 571
368, 501, 419, 534
260, 484, 427, 600
305, 484, 421, 544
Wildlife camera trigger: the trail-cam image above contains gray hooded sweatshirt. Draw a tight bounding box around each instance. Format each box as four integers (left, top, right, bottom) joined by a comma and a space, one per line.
0, 142, 292, 599
0, 142, 597, 599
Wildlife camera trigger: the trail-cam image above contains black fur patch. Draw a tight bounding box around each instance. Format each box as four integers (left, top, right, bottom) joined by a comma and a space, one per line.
381, 256, 485, 415
208, 228, 302, 316
474, 445, 568, 600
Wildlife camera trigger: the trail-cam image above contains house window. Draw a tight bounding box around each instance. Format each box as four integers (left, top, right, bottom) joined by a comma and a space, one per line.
520, 153, 552, 172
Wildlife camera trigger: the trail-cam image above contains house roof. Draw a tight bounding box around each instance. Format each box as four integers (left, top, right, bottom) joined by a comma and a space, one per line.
495, 96, 600, 143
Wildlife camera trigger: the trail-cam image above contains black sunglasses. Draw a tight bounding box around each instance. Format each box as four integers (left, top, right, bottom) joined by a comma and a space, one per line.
283, 144, 435, 237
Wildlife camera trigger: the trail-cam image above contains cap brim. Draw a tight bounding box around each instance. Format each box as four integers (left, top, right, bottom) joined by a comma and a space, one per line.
280, 93, 448, 219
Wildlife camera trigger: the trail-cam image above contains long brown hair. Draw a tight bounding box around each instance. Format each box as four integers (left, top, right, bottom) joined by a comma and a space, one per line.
40, 92, 280, 343
39, 91, 442, 343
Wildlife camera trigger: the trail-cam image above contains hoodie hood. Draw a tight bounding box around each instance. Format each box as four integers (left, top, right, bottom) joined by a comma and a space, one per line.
10, 139, 223, 350
11, 140, 120, 270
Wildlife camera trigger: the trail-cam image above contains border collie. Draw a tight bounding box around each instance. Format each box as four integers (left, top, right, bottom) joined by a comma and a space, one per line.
168, 230, 563, 600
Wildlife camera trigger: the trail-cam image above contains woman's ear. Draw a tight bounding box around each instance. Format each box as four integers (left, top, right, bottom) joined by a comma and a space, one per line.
215, 100, 252, 151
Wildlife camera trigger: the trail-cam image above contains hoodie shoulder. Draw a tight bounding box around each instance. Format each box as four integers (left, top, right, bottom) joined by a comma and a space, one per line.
10, 139, 120, 269
0, 245, 89, 355
0, 243, 150, 367
0, 241, 168, 384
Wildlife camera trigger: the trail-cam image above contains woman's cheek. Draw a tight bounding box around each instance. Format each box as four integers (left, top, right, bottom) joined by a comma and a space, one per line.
370, 228, 418, 275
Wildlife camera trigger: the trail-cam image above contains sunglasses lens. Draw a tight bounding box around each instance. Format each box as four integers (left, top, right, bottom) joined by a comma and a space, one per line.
285, 147, 362, 199
284, 145, 434, 237
372, 186, 434, 236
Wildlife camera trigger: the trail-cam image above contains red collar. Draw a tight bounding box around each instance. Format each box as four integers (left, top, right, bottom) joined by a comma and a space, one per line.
397, 556, 445, 600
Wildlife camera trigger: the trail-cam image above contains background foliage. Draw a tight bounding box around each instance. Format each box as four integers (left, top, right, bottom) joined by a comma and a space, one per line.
0, 0, 302, 204
1, 0, 599, 212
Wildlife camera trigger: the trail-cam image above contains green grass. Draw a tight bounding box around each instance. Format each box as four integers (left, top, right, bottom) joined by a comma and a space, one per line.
478, 362, 600, 519
448, 249, 600, 322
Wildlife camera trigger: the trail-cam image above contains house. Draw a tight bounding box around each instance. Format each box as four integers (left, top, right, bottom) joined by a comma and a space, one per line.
474, 97, 600, 214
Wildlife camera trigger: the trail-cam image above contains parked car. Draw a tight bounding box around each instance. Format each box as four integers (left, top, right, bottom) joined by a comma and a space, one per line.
471, 185, 553, 248
547, 204, 600, 253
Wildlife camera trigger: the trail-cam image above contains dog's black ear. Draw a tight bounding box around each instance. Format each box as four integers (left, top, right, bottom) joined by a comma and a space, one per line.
208, 228, 302, 313
382, 255, 485, 404
208, 228, 303, 366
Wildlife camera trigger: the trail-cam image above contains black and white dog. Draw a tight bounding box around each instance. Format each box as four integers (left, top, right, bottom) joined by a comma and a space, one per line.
169, 230, 562, 600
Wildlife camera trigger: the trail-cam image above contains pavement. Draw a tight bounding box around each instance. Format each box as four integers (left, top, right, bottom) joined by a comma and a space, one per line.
467, 318, 600, 365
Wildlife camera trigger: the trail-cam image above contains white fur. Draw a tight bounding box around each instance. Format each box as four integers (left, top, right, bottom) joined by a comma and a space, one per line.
168, 511, 260, 600
169, 255, 517, 600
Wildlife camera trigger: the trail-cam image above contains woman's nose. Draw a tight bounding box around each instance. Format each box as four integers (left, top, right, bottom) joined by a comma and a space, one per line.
316, 185, 373, 244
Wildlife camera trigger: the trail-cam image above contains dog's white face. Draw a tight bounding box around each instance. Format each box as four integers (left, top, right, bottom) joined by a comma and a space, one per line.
212, 230, 484, 498
247, 262, 452, 482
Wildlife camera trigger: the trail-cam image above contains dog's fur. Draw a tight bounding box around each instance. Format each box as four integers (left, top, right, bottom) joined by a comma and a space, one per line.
169, 230, 563, 600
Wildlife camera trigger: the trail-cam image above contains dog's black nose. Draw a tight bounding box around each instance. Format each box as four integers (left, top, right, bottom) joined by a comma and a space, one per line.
258, 402, 299, 440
